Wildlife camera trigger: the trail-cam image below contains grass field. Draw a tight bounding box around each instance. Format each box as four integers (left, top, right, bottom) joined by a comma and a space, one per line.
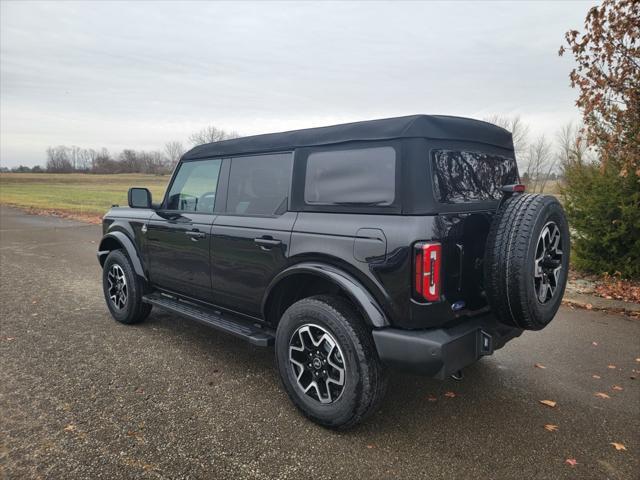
0, 173, 170, 218
0, 172, 562, 222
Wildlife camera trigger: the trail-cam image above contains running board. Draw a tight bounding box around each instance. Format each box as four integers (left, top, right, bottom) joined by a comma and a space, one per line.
143, 293, 274, 347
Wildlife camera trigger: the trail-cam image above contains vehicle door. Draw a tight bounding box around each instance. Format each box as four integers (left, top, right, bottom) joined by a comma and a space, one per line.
146, 158, 223, 302
211, 152, 296, 317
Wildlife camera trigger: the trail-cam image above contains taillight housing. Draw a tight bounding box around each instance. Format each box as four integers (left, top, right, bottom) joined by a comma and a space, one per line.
413, 242, 442, 302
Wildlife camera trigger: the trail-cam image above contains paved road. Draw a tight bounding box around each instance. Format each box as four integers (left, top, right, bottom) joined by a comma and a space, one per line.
1, 205, 638, 479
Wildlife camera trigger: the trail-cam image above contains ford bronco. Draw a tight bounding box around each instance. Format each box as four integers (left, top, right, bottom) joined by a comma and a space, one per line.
98, 115, 569, 428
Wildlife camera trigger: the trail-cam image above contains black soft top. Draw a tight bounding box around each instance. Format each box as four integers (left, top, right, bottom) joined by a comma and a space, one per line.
182, 114, 513, 161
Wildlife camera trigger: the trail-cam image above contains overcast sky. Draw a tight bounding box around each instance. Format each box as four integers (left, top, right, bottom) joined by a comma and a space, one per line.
1, 0, 596, 167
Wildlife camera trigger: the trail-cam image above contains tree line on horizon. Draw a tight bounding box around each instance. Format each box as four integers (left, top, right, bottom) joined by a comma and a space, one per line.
1, 126, 239, 175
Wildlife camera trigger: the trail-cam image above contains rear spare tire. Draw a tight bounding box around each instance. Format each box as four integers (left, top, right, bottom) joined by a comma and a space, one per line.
484, 194, 570, 330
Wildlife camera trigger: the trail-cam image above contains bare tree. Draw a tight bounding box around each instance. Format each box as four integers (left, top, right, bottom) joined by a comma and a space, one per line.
164, 141, 185, 168
523, 136, 556, 193
483, 114, 530, 160
46, 146, 73, 173
188, 125, 239, 146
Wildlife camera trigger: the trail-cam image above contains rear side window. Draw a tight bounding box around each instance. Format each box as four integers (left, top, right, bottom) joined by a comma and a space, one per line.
431, 150, 518, 204
226, 153, 292, 216
304, 146, 396, 205
166, 159, 222, 212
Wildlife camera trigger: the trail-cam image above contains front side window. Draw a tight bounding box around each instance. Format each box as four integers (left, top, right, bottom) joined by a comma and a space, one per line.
304, 146, 396, 205
431, 150, 518, 204
226, 153, 293, 216
165, 159, 222, 212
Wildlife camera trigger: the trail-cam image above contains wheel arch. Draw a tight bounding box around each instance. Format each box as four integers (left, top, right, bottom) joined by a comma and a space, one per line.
97, 231, 146, 280
262, 263, 389, 328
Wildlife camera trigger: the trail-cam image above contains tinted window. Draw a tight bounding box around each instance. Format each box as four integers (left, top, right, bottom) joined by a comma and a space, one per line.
226, 153, 292, 216
431, 150, 518, 204
166, 159, 222, 212
304, 146, 396, 205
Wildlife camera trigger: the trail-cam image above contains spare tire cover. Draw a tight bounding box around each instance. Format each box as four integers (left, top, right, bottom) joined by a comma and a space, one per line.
484, 194, 570, 330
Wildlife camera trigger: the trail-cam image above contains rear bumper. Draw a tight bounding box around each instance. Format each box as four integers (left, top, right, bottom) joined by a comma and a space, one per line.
372, 314, 522, 379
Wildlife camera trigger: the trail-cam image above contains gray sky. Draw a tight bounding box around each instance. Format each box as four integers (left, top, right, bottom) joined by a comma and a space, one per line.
1, 0, 595, 167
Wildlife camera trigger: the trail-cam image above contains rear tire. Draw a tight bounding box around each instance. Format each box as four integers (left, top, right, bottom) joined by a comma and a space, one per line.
484, 194, 570, 330
102, 250, 151, 324
275, 295, 387, 429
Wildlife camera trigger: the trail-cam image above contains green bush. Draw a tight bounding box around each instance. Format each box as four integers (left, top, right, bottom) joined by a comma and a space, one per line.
561, 162, 640, 278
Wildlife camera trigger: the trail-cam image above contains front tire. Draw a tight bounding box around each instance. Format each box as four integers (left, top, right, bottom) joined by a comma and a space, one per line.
275, 295, 387, 429
102, 250, 151, 324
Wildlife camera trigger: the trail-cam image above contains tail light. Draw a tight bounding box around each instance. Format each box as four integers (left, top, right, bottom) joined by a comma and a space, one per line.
414, 242, 442, 302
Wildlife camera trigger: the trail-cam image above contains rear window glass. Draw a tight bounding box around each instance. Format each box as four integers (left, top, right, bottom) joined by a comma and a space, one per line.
431, 150, 518, 204
305, 146, 396, 206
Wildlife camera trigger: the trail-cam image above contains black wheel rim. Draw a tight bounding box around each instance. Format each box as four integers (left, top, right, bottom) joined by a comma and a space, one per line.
288, 324, 346, 404
533, 221, 563, 304
107, 264, 128, 310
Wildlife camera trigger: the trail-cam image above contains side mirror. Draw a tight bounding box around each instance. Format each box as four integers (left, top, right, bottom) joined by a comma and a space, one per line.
128, 187, 152, 209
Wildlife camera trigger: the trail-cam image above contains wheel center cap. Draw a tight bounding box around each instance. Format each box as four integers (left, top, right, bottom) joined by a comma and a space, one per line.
312, 357, 323, 370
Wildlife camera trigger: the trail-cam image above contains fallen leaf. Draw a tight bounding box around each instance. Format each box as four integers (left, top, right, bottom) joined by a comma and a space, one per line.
539, 400, 557, 408
544, 424, 559, 432
594, 392, 611, 399
586, 303, 593, 310
636, 358, 640, 363
592, 374, 601, 379
444, 391, 457, 398
612, 385, 623, 391
610, 442, 627, 451
134, 387, 144, 394
426, 396, 438, 402
608, 365, 617, 369
565, 458, 578, 467
63, 424, 76, 432
592, 341, 598, 346
366, 444, 375, 449
534, 363, 546, 369
32, 300, 37, 304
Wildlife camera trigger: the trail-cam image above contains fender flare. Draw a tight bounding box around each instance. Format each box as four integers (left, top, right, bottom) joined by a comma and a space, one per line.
262, 262, 389, 328
97, 231, 146, 280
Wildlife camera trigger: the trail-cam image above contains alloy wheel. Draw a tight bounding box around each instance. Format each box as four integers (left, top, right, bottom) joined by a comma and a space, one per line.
107, 264, 128, 310
288, 324, 346, 404
533, 221, 563, 304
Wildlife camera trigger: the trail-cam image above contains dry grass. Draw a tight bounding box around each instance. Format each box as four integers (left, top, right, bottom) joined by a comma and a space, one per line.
0, 173, 169, 218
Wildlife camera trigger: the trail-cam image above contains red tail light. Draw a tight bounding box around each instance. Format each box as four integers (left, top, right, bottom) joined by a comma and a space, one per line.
414, 242, 442, 302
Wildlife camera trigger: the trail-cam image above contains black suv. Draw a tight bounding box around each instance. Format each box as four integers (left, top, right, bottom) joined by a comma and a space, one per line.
98, 115, 569, 428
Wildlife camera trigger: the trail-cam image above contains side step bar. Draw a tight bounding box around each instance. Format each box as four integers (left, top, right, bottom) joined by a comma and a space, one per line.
143, 293, 274, 347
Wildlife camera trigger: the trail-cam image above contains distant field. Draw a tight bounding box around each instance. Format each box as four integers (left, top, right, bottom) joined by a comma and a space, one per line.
0, 173, 170, 217
0, 172, 563, 222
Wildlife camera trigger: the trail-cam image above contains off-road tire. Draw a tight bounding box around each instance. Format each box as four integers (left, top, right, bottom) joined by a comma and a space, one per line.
275, 295, 388, 429
102, 249, 152, 324
484, 194, 570, 330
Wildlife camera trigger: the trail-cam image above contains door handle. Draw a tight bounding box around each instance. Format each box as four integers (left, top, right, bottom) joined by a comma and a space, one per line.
186, 229, 206, 240
254, 237, 282, 249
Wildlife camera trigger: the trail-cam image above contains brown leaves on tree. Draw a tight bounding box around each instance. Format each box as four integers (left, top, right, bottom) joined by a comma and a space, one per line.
539, 400, 557, 408
559, 0, 640, 175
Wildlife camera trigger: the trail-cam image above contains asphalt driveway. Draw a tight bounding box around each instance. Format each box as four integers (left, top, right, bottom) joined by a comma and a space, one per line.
1, 205, 638, 479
